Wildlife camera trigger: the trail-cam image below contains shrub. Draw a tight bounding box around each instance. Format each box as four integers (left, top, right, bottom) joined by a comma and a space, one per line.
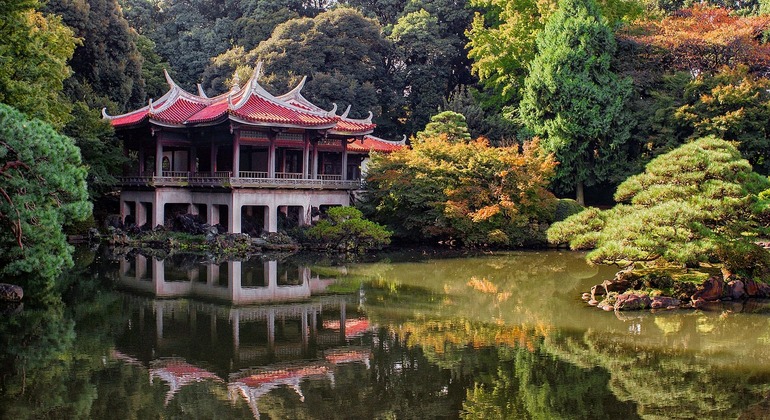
304, 207, 391, 253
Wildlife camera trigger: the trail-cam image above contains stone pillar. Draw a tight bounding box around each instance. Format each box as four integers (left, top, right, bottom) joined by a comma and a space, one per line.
156, 305, 164, 340
136, 202, 148, 227
229, 196, 241, 234
136, 254, 148, 280
267, 308, 275, 354
267, 205, 278, 233
188, 203, 199, 216
152, 192, 164, 228
121, 200, 131, 224
263, 206, 270, 233
339, 300, 346, 343
207, 204, 220, 226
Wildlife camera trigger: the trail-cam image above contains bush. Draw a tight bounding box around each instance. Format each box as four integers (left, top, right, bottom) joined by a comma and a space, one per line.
553, 199, 585, 222
304, 207, 391, 253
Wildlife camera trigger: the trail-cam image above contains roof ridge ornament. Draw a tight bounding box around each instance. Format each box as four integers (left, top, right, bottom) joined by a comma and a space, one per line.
364, 111, 373, 123
197, 84, 208, 98
231, 72, 241, 92
341, 104, 351, 118
148, 98, 155, 113
163, 69, 176, 89
399, 135, 407, 145
287, 75, 307, 96
101, 107, 112, 120
326, 103, 338, 117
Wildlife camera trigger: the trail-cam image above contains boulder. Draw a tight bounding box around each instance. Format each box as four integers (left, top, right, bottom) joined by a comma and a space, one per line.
0, 283, 23, 302
727, 280, 746, 300
614, 292, 651, 311
744, 279, 770, 298
581, 293, 591, 301
602, 278, 631, 295
691, 276, 724, 304
651, 296, 680, 309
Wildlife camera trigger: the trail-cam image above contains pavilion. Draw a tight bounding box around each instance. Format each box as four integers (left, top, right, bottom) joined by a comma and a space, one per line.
105, 63, 403, 233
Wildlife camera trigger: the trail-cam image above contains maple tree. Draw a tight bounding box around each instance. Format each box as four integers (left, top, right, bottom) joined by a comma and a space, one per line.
618, 6, 770, 76
363, 128, 557, 246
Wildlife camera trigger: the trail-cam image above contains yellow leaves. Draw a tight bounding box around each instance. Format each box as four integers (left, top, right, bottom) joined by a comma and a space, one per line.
470, 205, 501, 222
467, 276, 498, 294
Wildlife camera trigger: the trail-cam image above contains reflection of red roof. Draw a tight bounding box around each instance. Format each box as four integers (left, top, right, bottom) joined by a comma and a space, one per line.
238, 366, 329, 388
323, 318, 371, 338
348, 136, 405, 153
324, 349, 371, 364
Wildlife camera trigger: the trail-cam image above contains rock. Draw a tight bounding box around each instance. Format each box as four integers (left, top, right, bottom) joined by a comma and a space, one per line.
744, 279, 770, 298
602, 278, 631, 295
691, 276, 724, 304
588, 299, 599, 306
0, 283, 23, 302
672, 281, 699, 301
590, 284, 606, 301
727, 280, 746, 300
581, 293, 591, 301
614, 292, 651, 311
651, 296, 680, 309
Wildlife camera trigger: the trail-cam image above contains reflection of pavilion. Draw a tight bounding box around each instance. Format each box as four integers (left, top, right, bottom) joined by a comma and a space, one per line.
228, 347, 371, 419
114, 291, 373, 419
117, 255, 336, 304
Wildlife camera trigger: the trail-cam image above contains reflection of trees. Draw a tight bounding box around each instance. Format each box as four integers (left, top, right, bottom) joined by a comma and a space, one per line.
542, 315, 770, 419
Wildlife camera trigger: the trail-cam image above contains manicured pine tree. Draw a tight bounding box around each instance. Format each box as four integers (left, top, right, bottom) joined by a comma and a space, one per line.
519, 0, 632, 205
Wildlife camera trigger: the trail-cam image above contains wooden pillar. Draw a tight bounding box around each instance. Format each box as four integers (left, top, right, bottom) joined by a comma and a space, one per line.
233, 131, 240, 178
312, 142, 319, 179
155, 136, 163, 176
138, 147, 145, 175
210, 142, 218, 173
189, 146, 197, 174
303, 136, 310, 179
341, 139, 348, 181
268, 137, 276, 178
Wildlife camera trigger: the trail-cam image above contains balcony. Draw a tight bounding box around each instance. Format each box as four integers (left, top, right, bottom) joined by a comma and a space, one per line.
118, 171, 362, 190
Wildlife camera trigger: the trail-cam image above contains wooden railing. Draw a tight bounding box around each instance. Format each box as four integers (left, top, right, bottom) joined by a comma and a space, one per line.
118, 172, 361, 190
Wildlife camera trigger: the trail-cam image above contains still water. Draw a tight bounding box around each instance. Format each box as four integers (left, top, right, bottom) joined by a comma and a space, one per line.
2, 249, 770, 419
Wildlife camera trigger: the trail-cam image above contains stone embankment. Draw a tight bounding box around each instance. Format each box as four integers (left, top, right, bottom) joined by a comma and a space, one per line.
582, 269, 770, 312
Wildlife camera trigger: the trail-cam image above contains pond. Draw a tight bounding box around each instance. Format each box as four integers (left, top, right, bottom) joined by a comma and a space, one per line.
2, 249, 770, 419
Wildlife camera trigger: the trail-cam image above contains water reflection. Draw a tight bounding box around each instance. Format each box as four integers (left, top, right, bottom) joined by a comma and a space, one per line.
117, 255, 334, 304
5, 250, 770, 419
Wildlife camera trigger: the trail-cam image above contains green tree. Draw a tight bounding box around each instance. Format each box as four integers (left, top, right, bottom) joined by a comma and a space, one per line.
388, 10, 455, 135
0, 104, 91, 297
548, 136, 770, 277
519, 0, 632, 204
467, 0, 642, 108
416, 110, 473, 143
0, 0, 77, 128
304, 206, 392, 252
45, 0, 146, 113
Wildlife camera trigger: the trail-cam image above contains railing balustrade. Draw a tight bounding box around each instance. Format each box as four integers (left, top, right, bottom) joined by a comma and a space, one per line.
118, 171, 362, 189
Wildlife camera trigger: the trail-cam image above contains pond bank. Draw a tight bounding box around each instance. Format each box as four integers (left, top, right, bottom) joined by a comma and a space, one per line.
584, 267, 770, 312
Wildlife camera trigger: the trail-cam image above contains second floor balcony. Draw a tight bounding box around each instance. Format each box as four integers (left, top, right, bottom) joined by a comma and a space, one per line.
119, 171, 363, 190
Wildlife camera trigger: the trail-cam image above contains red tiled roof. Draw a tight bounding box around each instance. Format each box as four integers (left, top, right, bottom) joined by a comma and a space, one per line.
110, 108, 149, 127
230, 94, 338, 127
107, 67, 378, 133
333, 119, 376, 135
151, 97, 207, 125
187, 98, 229, 124
348, 136, 405, 153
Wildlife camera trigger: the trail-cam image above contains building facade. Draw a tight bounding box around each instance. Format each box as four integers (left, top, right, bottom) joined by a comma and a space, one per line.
106, 64, 402, 233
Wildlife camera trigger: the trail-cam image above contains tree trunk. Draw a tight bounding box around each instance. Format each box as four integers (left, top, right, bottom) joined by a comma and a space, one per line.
576, 181, 585, 206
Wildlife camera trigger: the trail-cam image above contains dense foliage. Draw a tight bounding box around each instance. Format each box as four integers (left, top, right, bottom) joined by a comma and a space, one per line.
519, 0, 632, 204
0, 104, 91, 297
304, 206, 392, 252
548, 136, 770, 277
364, 113, 558, 246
